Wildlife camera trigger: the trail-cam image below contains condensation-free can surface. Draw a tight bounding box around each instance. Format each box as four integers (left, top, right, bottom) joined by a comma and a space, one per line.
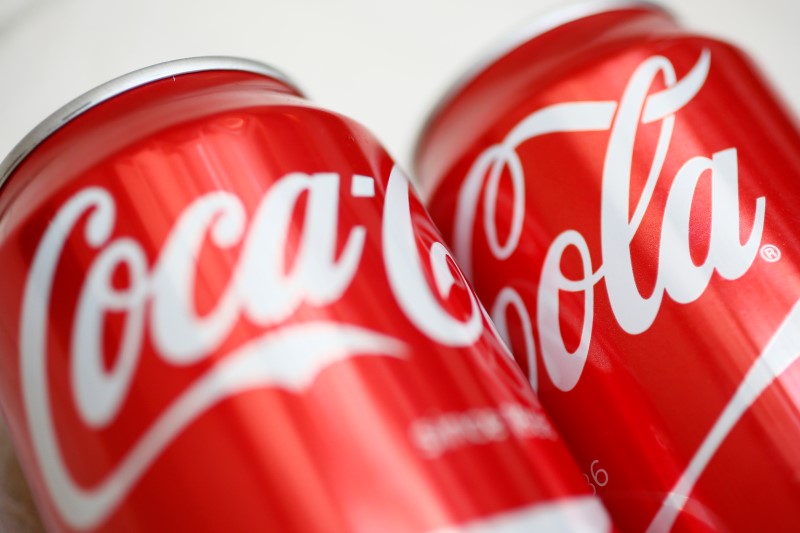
0, 57, 610, 532
415, 2, 800, 531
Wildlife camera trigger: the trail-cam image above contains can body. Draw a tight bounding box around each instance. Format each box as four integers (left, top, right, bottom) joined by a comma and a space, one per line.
0, 61, 609, 532
416, 4, 800, 532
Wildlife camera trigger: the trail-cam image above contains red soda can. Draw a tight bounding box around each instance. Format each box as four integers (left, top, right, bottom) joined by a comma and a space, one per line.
415, 2, 800, 532
0, 57, 610, 532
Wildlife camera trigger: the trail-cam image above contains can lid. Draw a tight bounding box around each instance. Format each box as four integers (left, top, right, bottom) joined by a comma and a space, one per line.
414, 0, 673, 164
0, 56, 302, 188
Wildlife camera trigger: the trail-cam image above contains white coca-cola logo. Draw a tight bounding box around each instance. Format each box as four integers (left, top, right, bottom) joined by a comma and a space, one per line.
455, 49, 765, 392
20, 165, 487, 529
454, 49, 800, 532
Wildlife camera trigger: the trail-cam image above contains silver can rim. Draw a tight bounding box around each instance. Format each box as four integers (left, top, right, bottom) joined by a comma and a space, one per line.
0, 56, 302, 189
413, 0, 673, 169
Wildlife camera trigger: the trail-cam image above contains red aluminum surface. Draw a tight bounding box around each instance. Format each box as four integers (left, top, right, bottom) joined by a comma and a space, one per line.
416, 3, 800, 532
0, 61, 608, 532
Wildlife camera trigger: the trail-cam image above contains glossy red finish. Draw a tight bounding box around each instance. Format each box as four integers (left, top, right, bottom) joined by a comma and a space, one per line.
416, 5, 800, 533
0, 66, 609, 532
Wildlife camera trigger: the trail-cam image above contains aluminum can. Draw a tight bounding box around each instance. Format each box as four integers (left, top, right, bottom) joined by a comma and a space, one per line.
0, 57, 610, 532
415, 2, 800, 532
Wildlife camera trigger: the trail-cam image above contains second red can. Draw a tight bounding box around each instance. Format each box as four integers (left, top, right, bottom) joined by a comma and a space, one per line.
416, 2, 800, 532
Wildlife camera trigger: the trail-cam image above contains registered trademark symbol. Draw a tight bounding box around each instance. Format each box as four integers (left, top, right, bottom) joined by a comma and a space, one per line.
760, 244, 781, 262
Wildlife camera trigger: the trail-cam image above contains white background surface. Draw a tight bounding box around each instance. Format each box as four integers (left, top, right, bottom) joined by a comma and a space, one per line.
0, 0, 798, 173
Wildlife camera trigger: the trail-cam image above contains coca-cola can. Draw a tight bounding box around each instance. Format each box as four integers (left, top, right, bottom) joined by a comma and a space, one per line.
415, 2, 800, 532
0, 57, 610, 532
